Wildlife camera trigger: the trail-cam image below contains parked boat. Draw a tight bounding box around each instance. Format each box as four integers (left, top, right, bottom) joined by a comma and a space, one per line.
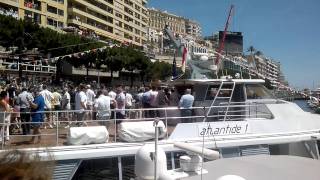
1, 78, 320, 180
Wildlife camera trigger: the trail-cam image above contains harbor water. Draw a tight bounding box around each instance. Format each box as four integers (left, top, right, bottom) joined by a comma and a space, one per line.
293, 100, 313, 112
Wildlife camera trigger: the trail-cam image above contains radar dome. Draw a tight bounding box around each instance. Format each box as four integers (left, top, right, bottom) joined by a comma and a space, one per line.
135, 144, 167, 180
216, 175, 246, 180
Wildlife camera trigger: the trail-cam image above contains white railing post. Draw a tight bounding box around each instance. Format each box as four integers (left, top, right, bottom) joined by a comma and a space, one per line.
154, 117, 159, 180
114, 110, 117, 142
56, 111, 59, 146
164, 108, 168, 139
1, 113, 4, 149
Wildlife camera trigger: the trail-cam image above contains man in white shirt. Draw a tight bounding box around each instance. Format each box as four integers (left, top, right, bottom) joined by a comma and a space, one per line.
85, 85, 95, 120
125, 90, 134, 118
108, 88, 116, 100
115, 85, 126, 122
94, 90, 115, 126
40, 85, 54, 128
18, 87, 34, 135
62, 87, 71, 127
75, 84, 87, 126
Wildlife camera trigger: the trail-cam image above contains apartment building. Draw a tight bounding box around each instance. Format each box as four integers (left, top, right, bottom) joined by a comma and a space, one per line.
254, 55, 282, 87
0, 0, 148, 46
67, 0, 148, 46
0, 0, 67, 30
148, 8, 186, 37
185, 19, 201, 38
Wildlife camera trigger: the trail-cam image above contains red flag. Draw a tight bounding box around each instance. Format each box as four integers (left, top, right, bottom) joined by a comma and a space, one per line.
181, 46, 188, 73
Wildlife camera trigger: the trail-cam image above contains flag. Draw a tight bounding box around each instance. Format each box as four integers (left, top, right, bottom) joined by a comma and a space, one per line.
181, 46, 188, 73
172, 52, 177, 78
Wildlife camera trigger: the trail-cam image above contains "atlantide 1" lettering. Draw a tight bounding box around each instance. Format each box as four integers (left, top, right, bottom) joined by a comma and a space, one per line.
199, 123, 249, 136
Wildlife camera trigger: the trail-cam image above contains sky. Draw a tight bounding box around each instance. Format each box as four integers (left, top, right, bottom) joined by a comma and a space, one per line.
148, 0, 320, 89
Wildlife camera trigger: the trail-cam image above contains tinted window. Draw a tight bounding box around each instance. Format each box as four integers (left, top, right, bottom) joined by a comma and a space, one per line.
246, 84, 273, 99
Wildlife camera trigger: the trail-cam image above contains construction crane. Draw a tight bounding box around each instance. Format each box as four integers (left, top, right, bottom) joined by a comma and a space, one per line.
214, 5, 235, 76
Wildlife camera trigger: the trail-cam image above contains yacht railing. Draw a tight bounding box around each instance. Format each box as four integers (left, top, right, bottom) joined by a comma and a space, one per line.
0, 102, 273, 149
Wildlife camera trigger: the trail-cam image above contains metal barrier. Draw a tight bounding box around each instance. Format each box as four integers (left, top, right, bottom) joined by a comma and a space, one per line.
0, 102, 273, 149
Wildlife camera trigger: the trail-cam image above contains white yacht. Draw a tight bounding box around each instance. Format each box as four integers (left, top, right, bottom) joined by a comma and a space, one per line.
2, 78, 320, 180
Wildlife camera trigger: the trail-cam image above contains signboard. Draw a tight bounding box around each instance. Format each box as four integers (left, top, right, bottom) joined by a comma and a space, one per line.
198, 121, 249, 137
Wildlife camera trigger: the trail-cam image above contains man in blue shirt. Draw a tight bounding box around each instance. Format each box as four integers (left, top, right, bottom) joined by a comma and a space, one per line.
179, 89, 194, 123
27, 87, 45, 144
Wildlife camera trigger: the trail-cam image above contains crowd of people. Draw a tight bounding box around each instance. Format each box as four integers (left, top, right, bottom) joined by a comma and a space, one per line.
0, 78, 195, 145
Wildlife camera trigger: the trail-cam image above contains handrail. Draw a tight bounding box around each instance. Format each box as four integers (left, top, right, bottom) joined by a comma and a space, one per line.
0, 102, 273, 149
2, 62, 56, 73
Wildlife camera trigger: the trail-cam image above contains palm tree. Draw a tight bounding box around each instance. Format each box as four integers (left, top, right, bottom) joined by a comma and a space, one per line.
247, 46, 256, 66
255, 50, 263, 57
247, 46, 256, 57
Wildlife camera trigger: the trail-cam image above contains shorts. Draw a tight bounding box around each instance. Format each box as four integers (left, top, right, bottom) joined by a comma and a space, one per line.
96, 115, 110, 126
32, 118, 44, 127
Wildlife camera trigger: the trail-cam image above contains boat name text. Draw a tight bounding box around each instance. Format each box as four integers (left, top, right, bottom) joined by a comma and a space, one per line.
198, 122, 249, 136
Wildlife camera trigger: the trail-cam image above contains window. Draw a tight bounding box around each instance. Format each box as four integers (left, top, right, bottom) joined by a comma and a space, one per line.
135, 12, 140, 19
47, 5, 57, 14
58, 21, 64, 28
204, 85, 220, 100
51, 0, 64, 4
124, 15, 133, 22
115, 11, 122, 18
245, 84, 273, 99
135, 36, 140, 43
58, 9, 64, 16
47, 18, 57, 27
124, 33, 133, 40
134, 4, 140, 11
134, 28, 140, 35
124, 24, 133, 32
124, 7, 133, 16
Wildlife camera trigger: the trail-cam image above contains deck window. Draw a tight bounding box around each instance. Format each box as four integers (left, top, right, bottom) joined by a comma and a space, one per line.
246, 84, 273, 99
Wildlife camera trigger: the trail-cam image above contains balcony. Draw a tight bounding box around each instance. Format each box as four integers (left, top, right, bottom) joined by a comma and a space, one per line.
24, 1, 41, 11
2, 62, 56, 74
61, 61, 119, 77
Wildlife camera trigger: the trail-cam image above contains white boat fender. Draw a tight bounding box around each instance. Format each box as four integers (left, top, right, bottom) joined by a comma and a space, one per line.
174, 142, 220, 160
158, 172, 175, 180
67, 126, 109, 145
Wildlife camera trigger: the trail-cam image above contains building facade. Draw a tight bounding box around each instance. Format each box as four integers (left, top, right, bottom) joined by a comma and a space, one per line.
0, 0, 149, 46
218, 31, 243, 55
0, 0, 68, 31
67, 0, 148, 46
185, 19, 201, 38
148, 8, 186, 36
254, 55, 283, 88
148, 8, 206, 55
